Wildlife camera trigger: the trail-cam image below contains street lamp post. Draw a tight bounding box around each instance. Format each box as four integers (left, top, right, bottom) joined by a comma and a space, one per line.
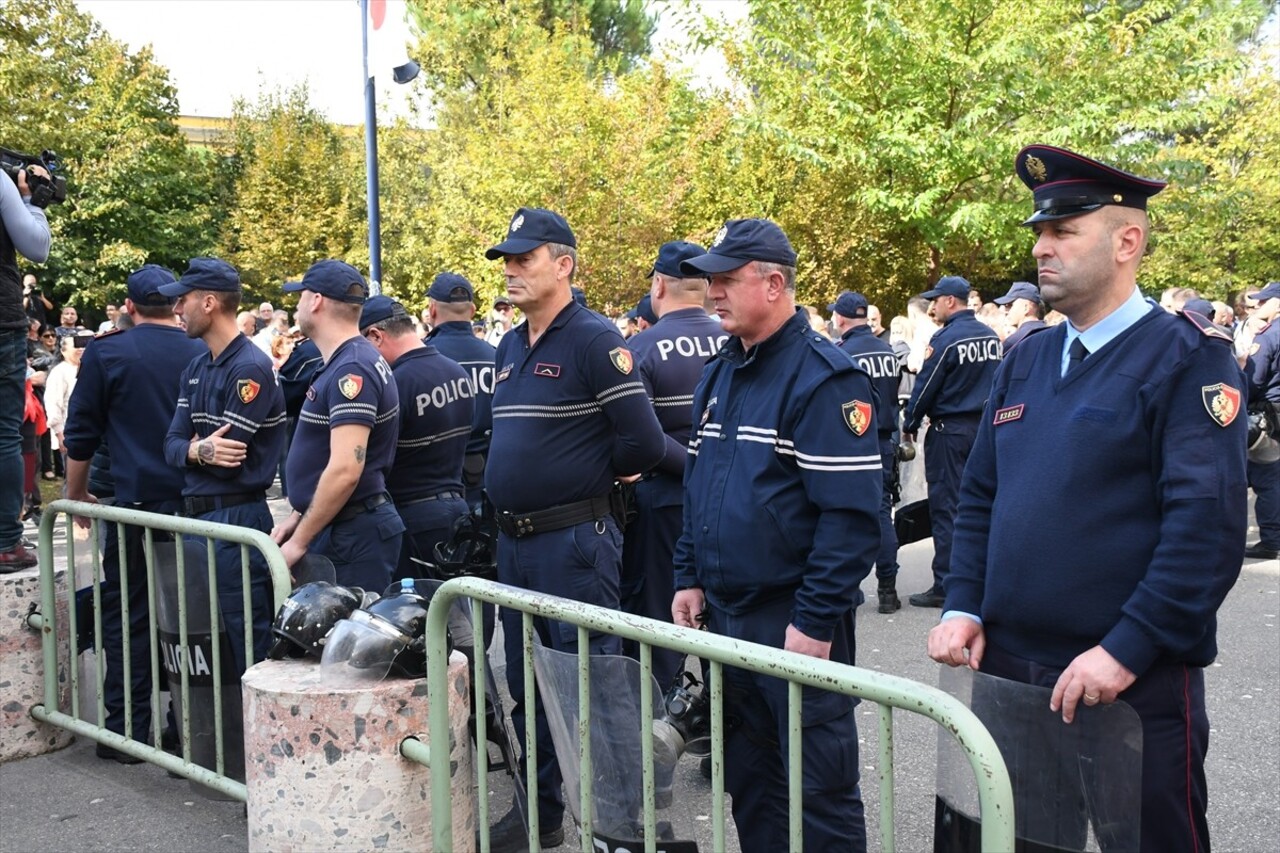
361, 0, 418, 294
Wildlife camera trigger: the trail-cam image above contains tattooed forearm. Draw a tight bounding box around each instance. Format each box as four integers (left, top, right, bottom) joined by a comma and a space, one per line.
354, 445, 366, 463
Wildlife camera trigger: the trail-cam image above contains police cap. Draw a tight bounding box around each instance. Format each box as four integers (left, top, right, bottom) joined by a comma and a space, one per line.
571, 286, 588, 308
680, 219, 797, 276
427, 272, 476, 304
283, 260, 369, 304
1247, 281, 1280, 303
828, 291, 868, 319
359, 295, 410, 331
993, 281, 1041, 306
648, 241, 706, 278
1016, 144, 1167, 226
127, 264, 179, 306
1183, 298, 1215, 319
159, 257, 241, 297
484, 207, 577, 260
632, 294, 658, 325
920, 275, 971, 301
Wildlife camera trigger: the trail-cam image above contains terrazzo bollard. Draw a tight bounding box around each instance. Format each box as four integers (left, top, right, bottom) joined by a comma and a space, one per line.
243, 652, 475, 852
0, 565, 72, 762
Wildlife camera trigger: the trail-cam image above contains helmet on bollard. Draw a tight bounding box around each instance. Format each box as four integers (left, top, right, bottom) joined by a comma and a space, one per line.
267, 581, 366, 661
1248, 409, 1280, 464
319, 578, 452, 683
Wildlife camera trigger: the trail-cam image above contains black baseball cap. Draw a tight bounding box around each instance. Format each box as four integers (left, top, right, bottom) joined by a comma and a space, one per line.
283, 260, 369, 304
920, 276, 971, 300
485, 207, 577, 259
159, 257, 241, 297
680, 219, 797, 275
428, 272, 476, 303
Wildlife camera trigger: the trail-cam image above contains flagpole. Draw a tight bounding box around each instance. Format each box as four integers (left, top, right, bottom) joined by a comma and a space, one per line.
361, 0, 383, 293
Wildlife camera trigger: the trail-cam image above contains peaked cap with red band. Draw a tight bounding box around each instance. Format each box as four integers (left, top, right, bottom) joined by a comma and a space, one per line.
1015, 145, 1167, 226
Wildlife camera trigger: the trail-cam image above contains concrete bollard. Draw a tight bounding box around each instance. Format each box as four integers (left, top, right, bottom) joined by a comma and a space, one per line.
0, 565, 73, 762
243, 651, 475, 853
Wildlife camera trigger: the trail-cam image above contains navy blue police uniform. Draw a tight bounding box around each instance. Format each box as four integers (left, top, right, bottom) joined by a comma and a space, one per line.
283, 266, 403, 593
423, 273, 498, 509
902, 276, 1001, 603
160, 259, 287, 675
620, 241, 725, 687
1243, 281, 1280, 557
62, 265, 207, 746
484, 208, 666, 839
994, 280, 1049, 354
675, 221, 881, 852
944, 145, 1247, 853
832, 291, 902, 608
360, 296, 474, 580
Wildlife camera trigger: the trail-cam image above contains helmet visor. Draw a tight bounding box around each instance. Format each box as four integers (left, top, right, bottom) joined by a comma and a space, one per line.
319, 610, 408, 686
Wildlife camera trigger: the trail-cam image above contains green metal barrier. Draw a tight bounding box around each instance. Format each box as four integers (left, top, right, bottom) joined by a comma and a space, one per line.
409, 577, 1015, 853
26, 499, 292, 800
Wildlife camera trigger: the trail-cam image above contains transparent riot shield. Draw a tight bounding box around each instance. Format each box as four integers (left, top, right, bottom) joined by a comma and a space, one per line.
293, 552, 336, 586
533, 644, 699, 852
935, 666, 1142, 853
153, 539, 246, 798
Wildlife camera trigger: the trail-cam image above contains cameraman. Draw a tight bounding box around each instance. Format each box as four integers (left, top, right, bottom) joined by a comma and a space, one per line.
23, 274, 52, 328
1, 164, 52, 570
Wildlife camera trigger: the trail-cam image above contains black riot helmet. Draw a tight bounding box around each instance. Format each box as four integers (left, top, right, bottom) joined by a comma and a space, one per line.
431, 505, 498, 580
267, 581, 366, 661
320, 578, 452, 682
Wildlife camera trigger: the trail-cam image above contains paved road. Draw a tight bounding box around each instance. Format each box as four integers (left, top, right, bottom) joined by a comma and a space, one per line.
2, 501, 1277, 852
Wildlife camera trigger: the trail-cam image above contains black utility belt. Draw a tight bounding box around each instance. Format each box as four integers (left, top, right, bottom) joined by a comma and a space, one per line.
398, 490, 464, 507
333, 492, 391, 523
495, 496, 613, 539
180, 491, 264, 517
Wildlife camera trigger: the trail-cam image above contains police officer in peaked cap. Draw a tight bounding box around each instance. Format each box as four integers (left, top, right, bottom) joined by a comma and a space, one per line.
271, 260, 405, 592
901, 274, 1002, 607
62, 264, 207, 760
830, 290, 903, 614
673, 219, 881, 851
619, 240, 726, 687
161, 258, 287, 676
929, 144, 1247, 852
482, 207, 666, 850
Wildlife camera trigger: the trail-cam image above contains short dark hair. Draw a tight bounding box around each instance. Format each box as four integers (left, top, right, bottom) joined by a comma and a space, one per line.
372, 315, 418, 338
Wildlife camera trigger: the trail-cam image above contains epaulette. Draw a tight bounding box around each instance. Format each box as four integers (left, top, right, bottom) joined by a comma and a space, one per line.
1179, 309, 1232, 342
92, 327, 125, 340
803, 329, 857, 373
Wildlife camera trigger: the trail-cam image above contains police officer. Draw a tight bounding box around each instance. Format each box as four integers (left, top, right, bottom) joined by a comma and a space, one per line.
423, 272, 496, 509
928, 145, 1247, 853
160, 258, 286, 673
673, 219, 881, 852
63, 265, 206, 761
1241, 280, 1280, 559
620, 240, 724, 686
993, 280, 1049, 354
270, 260, 404, 592
483, 207, 665, 851
831, 290, 903, 614
359, 295, 473, 579
902, 275, 1001, 607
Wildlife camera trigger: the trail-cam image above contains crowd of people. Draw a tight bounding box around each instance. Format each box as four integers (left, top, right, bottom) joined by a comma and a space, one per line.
3, 140, 1277, 853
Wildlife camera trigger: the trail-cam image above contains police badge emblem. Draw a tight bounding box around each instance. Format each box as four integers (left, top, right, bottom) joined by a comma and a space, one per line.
608, 347, 633, 374
237, 378, 261, 404
1024, 154, 1048, 183
1202, 383, 1240, 427
510, 214, 524, 232
712, 225, 728, 247
338, 374, 364, 400
842, 400, 872, 436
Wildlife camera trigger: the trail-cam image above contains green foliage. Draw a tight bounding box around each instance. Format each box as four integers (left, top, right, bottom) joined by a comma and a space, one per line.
1, 0, 221, 314
217, 87, 363, 303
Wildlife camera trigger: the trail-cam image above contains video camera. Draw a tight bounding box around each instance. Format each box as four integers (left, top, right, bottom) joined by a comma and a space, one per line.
1, 146, 67, 209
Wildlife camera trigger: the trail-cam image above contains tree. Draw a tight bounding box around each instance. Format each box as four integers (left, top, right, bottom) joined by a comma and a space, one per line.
1, 0, 223, 312
701, 0, 1274, 304
217, 86, 363, 301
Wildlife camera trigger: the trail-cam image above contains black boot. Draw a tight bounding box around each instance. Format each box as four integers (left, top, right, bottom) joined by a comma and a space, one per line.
877, 580, 901, 614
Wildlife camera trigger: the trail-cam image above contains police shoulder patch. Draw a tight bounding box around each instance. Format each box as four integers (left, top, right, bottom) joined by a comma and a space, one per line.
1202, 383, 1240, 428
338, 373, 364, 400
842, 400, 872, 436
1179, 309, 1232, 342
237, 378, 261, 404
609, 347, 633, 375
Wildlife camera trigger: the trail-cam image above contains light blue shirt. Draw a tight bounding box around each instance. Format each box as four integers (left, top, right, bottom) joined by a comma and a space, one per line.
943, 285, 1156, 626
1060, 286, 1155, 376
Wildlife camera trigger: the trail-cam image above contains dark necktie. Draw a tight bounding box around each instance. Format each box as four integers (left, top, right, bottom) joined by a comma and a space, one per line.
1066, 337, 1089, 375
